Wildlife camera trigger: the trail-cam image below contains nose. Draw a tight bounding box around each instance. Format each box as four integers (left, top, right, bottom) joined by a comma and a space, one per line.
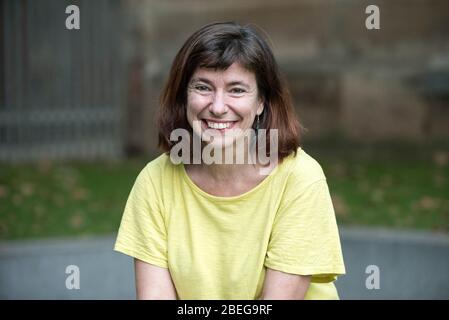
208, 90, 228, 116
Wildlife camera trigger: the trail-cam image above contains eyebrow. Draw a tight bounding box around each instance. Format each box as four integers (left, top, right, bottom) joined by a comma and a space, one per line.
190, 77, 251, 90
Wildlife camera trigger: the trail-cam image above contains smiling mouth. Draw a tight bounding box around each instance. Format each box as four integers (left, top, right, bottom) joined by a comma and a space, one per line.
202, 120, 237, 130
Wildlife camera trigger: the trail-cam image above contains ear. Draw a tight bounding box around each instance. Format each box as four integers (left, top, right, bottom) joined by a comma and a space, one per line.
256, 99, 264, 116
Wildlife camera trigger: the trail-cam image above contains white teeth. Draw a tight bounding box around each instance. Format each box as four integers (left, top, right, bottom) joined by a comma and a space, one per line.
206, 121, 232, 129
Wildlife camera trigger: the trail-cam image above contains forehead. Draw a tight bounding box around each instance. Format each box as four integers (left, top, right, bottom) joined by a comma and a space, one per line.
191, 62, 256, 84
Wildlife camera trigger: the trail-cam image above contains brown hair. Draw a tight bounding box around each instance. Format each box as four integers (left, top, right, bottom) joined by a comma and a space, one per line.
157, 22, 303, 161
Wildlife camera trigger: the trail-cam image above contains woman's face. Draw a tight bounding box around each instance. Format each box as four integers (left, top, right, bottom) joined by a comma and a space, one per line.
186, 62, 264, 149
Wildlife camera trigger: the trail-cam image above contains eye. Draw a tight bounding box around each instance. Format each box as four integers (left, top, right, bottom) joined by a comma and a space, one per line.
230, 88, 246, 94
195, 85, 211, 92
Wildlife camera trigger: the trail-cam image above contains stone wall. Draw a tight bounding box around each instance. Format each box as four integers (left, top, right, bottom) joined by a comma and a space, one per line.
122, 0, 449, 155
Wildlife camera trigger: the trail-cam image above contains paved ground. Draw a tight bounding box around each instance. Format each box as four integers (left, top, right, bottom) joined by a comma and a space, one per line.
1, 227, 449, 299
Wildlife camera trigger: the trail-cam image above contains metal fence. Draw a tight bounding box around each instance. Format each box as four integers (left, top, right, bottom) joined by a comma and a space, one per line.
0, 0, 126, 162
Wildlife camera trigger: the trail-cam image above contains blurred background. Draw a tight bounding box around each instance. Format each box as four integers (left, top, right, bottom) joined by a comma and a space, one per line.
0, 0, 448, 299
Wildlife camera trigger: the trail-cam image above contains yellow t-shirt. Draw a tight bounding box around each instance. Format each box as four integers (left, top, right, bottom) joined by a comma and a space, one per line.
114, 147, 346, 299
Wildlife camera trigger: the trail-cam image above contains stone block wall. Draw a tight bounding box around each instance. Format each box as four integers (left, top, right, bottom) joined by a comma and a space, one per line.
122, 0, 449, 154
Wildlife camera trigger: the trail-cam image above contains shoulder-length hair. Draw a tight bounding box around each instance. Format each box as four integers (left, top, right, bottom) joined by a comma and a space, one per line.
157, 21, 304, 161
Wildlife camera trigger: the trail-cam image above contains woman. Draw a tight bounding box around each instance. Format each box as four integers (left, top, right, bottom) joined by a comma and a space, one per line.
114, 22, 345, 300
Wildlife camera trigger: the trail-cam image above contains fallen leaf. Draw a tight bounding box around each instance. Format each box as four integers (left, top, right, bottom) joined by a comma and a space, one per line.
37, 159, 53, 175
72, 188, 89, 200
380, 175, 393, 187
432, 150, 449, 167
0, 185, 7, 198
20, 182, 34, 196
70, 213, 84, 229
417, 196, 440, 210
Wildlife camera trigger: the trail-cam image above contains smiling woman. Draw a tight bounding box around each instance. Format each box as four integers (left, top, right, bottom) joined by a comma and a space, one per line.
183, 63, 279, 167
186, 63, 263, 146
114, 22, 346, 300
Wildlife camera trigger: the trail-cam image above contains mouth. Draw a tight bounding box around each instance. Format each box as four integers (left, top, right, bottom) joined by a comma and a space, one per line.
201, 119, 238, 131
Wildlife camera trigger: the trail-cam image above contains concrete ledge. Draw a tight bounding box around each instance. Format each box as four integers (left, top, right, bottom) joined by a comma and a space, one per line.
341, 226, 449, 246
1, 227, 448, 299
0, 235, 134, 299
336, 227, 449, 299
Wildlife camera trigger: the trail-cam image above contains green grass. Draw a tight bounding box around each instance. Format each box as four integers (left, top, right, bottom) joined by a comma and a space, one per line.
307, 138, 449, 232
0, 158, 148, 240
0, 140, 448, 240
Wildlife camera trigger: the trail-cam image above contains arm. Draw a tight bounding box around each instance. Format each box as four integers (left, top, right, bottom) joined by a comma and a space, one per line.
134, 258, 178, 300
261, 268, 311, 300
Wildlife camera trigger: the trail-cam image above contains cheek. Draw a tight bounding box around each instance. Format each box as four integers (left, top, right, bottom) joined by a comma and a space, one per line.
187, 93, 210, 112
186, 95, 201, 122
235, 99, 259, 119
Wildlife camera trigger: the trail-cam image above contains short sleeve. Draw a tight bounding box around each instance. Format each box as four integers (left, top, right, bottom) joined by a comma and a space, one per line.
264, 179, 346, 282
114, 166, 168, 268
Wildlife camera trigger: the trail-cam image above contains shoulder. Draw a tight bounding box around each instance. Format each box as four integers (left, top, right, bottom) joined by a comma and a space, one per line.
129, 153, 177, 209
142, 152, 173, 173
137, 153, 176, 186
281, 147, 327, 192
290, 147, 326, 181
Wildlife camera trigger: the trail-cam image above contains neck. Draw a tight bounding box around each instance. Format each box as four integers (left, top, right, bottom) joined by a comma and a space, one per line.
189, 140, 263, 182
199, 161, 259, 182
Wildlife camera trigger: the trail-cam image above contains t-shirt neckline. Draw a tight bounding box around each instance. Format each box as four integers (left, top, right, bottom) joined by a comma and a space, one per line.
179, 149, 300, 202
